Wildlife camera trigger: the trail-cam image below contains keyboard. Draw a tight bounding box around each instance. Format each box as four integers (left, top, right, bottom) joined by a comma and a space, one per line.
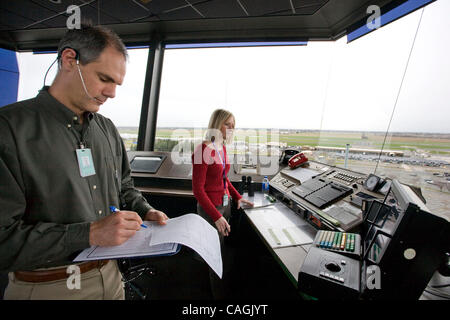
313, 230, 361, 258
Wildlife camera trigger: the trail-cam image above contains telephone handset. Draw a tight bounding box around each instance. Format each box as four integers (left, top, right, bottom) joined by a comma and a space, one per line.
288, 152, 308, 169
279, 148, 300, 165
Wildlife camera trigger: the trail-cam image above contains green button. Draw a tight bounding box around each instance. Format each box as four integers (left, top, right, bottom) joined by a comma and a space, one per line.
333, 232, 339, 249
337, 232, 343, 250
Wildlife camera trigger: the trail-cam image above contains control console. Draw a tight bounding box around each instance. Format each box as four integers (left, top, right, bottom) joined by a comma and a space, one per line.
298, 247, 361, 300
298, 179, 449, 300
270, 161, 382, 232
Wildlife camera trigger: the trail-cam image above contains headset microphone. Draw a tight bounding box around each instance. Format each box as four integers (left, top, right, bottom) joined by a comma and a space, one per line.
76, 61, 96, 101
57, 47, 96, 101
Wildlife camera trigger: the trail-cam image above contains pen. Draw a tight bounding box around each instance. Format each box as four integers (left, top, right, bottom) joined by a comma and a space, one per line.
109, 206, 148, 228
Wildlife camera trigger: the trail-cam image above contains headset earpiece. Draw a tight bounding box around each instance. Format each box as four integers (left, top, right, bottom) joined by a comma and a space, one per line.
58, 46, 80, 64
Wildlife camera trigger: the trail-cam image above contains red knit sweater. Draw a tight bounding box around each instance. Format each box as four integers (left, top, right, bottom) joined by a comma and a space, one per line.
192, 143, 242, 222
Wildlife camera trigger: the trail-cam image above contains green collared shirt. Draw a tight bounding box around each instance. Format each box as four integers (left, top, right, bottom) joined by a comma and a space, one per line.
0, 87, 153, 271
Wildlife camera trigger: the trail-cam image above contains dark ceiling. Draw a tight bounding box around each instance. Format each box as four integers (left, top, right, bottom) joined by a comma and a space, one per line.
0, 0, 404, 51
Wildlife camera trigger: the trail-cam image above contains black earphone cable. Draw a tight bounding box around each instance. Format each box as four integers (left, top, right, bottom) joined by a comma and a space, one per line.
43, 58, 58, 87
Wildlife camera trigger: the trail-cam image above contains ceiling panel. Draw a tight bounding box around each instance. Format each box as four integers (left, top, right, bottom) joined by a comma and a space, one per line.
195, 0, 248, 19
292, 0, 328, 15
158, 6, 203, 21
31, 0, 86, 11
96, 0, 154, 23
0, 0, 57, 28
75, 3, 123, 25
143, 0, 207, 16
0, 0, 409, 51
0, 8, 48, 30
241, 0, 292, 16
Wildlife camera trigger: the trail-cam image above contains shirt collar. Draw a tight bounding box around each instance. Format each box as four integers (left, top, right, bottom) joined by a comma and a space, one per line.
36, 86, 94, 127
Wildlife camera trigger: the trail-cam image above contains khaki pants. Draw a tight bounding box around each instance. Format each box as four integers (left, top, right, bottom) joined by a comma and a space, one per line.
4, 260, 125, 300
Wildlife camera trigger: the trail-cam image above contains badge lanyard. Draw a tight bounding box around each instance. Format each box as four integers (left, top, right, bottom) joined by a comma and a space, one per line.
70, 118, 125, 208
70, 124, 96, 178
212, 142, 229, 206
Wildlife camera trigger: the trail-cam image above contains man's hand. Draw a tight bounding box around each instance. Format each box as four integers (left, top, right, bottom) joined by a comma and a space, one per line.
89, 210, 143, 246
215, 216, 230, 237
144, 208, 169, 225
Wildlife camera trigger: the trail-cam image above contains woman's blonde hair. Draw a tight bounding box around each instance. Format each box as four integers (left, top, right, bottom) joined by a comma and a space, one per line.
205, 109, 235, 143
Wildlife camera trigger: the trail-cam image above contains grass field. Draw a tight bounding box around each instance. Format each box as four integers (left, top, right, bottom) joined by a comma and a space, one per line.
118, 127, 450, 156
145, 128, 450, 155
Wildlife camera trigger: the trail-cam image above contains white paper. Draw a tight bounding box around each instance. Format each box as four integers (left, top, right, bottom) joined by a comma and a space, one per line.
74, 221, 179, 261
148, 213, 223, 279
246, 205, 315, 248
74, 213, 223, 279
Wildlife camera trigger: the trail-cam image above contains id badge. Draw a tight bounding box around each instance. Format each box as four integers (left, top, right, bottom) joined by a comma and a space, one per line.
222, 193, 229, 207
76, 148, 96, 177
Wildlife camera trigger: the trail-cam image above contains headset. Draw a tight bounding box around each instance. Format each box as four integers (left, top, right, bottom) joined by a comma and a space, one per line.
44, 46, 95, 101
66, 47, 96, 101
58, 46, 80, 62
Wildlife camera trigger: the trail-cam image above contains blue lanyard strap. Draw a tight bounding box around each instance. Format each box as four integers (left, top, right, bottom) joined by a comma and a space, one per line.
212, 142, 227, 190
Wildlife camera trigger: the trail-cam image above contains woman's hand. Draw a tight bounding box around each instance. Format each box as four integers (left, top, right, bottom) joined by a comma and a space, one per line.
237, 198, 254, 209
214, 216, 230, 237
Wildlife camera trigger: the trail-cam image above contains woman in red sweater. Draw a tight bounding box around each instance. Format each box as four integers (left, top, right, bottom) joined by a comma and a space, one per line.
192, 109, 253, 298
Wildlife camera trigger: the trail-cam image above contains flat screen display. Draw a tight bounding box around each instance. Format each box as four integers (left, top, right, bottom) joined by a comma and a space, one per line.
363, 185, 404, 263
130, 156, 166, 173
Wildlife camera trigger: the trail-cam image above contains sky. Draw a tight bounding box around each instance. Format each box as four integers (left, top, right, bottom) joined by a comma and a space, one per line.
16, 0, 450, 133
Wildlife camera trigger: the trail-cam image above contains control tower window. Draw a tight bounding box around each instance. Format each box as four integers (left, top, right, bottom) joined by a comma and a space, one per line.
16, 47, 148, 151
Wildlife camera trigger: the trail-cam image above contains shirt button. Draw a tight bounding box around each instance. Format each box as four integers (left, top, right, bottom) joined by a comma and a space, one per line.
67, 124, 72, 128
93, 185, 97, 190
98, 210, 102, 215
73, 116, 78, 121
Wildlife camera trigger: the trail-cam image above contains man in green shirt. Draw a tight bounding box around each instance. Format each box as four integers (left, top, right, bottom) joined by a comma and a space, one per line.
0, 25, 168, 299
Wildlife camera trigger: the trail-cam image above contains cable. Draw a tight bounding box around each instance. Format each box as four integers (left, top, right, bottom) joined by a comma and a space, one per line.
375, 8, 425, 173
43, 58, 58, 87
422, 288, 450, 300
289, 0, 296, 14
430, 284, 450, 288
76, 63, 96, 101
